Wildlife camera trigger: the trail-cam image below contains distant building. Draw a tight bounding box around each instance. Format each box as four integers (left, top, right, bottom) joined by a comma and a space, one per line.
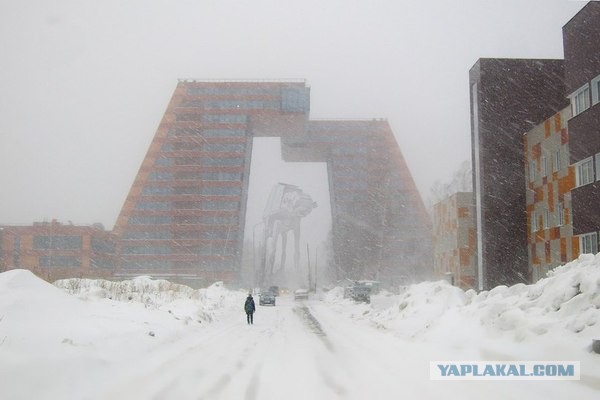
433, 192, 476, 290
524, 107, 577, 282
0, 221, 117, 281
113, 80, 432, 286
469, 58, 568, 290
563, 2, 600, 254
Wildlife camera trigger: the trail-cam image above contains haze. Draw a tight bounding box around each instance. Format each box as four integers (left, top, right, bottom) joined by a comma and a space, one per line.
0, 0, 586, 228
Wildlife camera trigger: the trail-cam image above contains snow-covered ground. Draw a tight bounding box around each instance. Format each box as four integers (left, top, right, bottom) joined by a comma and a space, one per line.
0, 254, 599, 399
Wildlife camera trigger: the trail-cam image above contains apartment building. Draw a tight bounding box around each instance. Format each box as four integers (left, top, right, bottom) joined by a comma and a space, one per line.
524, 107, 577, 282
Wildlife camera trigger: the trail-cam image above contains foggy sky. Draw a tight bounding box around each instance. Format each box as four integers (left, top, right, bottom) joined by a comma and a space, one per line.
0, 0, 587, 229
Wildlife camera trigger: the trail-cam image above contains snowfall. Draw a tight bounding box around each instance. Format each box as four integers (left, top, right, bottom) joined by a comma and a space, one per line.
1, 256, 599, 399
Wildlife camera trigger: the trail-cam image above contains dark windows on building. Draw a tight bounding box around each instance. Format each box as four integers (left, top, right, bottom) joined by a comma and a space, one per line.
128, 216, 173, 225
203, 143, 245, 152
33, 235, 82, 250
201, 172, 242, 181
570, 84, 591, 117
91, 238, 116, 253
39, 256, 81, 267
203, 114, 248, 123
580, 232, 598, 254
592, 75, 600, 106
123, 231, 173, 240
575, 157, 594, 187
281, 87, 310, 113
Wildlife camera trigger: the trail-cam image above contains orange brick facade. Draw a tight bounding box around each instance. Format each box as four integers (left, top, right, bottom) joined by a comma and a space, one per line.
0, 221, 117, 282
524, 107, 578, 281
433, 192, 476, 290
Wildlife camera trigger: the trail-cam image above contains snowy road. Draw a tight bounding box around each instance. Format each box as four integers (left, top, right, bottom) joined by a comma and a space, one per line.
95, 295, 596, 400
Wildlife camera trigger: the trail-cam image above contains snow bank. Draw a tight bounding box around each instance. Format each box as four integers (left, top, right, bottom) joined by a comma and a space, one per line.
54, 276, 242, 324
326, 255, 600, 352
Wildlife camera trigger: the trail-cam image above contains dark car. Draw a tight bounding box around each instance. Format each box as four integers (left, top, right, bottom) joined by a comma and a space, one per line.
350, 284, 371, 304
259, 291, 276, 306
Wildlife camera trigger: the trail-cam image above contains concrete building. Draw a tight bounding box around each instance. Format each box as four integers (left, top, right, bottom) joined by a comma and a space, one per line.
470, 58, 568, 290
524, 107, 577, 282
114, 80, 432, 286
563, 2, 600, 255
0, 221, 117, 281
433, 192, 476, 290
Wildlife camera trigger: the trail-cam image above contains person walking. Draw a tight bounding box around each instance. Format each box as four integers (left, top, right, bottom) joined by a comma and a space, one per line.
244, 293, 256, 324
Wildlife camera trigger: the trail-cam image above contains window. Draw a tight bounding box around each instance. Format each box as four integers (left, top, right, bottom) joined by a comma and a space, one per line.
531, 211, 538, 234
201, 201, 239, 210
541, 156, 548, 177
202, 157, 244, 166
543, 209, 550, 229
553, 150, 561, 172
203, 114, 247, 123
148, 172, 174, 181
33, 236, 82, 250
128, 216, 173, 225
201, 186, 242, 196
91, 238, 116, 253
203, 129, 246, 137
122, 245, 170, 255
203, 143, 246, 152
596, 153, 600, 181
575, 157, 594, 187
123, 231, 172, 240
529, 160, 537, 182
580, 232, 598, 255
558, 204, 565, 226
570, 84, 590, 117
592, 74, 600, 106
201, 172, 242, 181
281, 87, 310, 112
39, 256, 81, 267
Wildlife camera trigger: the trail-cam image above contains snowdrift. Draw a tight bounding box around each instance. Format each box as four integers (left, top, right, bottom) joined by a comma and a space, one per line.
54, 276, 240, 324
326, 254, 600, 352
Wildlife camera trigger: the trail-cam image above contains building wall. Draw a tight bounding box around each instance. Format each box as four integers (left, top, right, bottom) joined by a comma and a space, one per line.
0, 221, 117, 282
470, 58, 569, 290
433, 192, 476, 290
114, 81, 432, 286
563, 3, 600, 244
524, 107, 577, 282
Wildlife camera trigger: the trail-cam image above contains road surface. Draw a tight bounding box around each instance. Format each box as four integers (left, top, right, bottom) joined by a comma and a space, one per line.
98, 295, 588, 400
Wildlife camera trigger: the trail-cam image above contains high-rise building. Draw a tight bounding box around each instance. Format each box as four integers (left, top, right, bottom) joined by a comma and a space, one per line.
114, 80, 432, 286
563, 2, 600, 254
470, 59, 568, 290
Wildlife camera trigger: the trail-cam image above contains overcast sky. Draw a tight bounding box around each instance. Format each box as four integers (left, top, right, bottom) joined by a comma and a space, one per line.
0, 0, 587, 230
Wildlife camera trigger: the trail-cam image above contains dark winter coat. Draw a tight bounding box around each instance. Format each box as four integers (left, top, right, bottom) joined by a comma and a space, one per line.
244, 296, 256, 314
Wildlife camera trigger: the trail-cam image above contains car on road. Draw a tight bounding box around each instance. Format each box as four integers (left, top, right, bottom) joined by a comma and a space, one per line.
259, 291, 276, 306
350, 284, 371, 304
294, 289, 309, 301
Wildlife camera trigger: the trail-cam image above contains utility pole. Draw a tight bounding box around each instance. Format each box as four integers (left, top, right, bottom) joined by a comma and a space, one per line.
306, 244, 311, 290
314, 249, 318, 292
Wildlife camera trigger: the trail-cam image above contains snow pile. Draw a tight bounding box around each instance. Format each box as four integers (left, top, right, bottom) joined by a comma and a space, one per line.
54, 276, 241, 324
327, 254, 600, 351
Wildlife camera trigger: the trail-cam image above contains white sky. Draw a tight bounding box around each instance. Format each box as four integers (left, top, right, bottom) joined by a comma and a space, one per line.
0, 0, 587, 228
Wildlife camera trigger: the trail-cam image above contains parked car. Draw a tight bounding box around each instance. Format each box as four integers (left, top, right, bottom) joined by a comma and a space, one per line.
259, 291, 276, 306
294, 289, 309, 301
350, 284, 371, 304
